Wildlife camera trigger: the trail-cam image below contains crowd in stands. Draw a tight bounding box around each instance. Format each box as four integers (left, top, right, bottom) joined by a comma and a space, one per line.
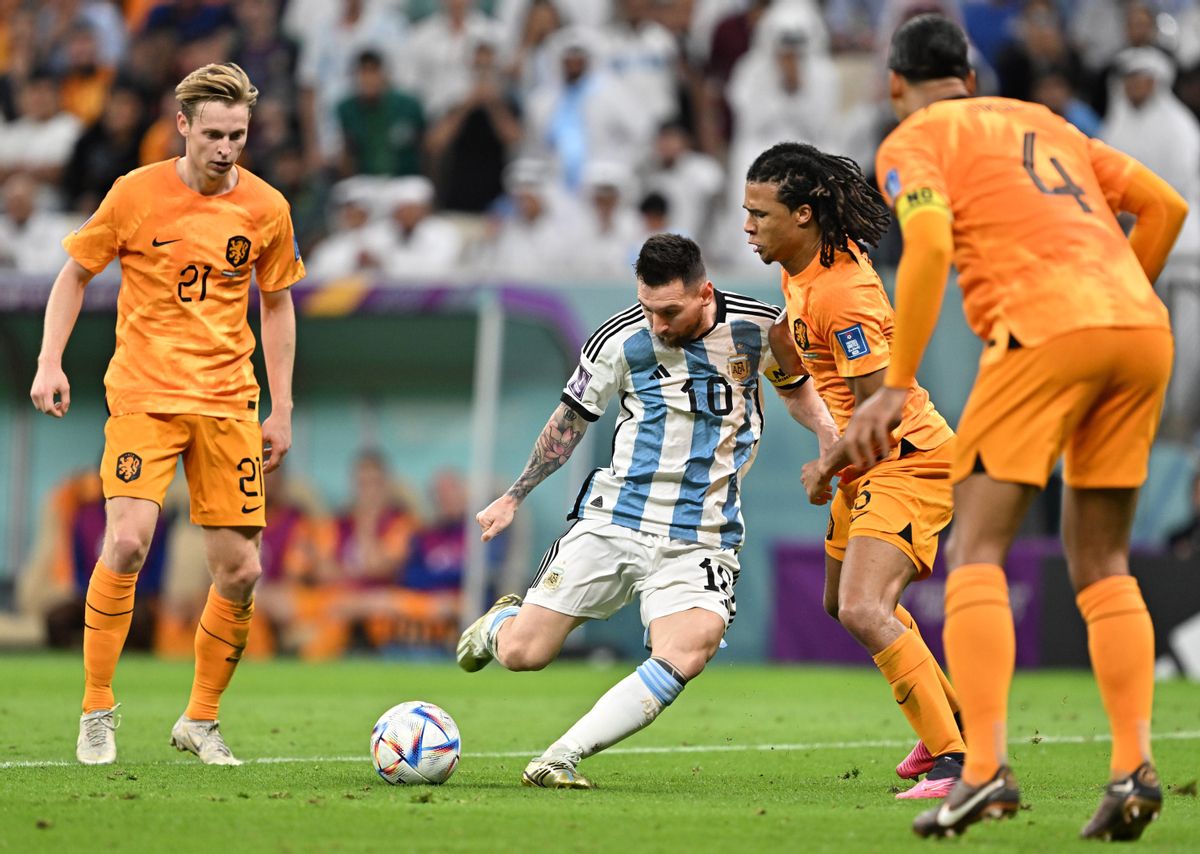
1, 1, 1199, 430
14, 453, 525, 658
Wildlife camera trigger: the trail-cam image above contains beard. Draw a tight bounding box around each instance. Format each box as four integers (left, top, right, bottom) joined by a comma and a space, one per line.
654, 318, 706, 349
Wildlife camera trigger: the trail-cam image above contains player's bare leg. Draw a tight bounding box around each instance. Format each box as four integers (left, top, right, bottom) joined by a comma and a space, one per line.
492, 603, 585, 672
78, 496, 158, 765
835, 539, 965, 798
1063, 486, 1161, 839
913, 473, 1035, 836
171, 526, 261, 766
524, 608, 724, 789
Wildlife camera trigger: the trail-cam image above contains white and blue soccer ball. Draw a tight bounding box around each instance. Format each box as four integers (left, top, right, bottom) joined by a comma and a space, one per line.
370, 701, 461, 785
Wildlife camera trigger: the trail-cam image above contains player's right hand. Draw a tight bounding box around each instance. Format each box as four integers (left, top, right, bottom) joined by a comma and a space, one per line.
476, 494, 519, 542
30, 363, 71, 418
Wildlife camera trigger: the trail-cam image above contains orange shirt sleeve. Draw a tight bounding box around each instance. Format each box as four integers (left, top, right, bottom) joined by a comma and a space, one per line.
1089, 139, 1188, 282
809, 273, 892, 379
61, 178, 126, 274
1087, 138, 1138, 214
876, 124, 952, 228
883, 209, 955, 389
255, 206, 306, 292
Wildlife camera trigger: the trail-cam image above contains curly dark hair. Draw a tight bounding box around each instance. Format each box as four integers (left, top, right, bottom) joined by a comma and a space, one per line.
746, 142, 891, 267
635, 233, 706, 287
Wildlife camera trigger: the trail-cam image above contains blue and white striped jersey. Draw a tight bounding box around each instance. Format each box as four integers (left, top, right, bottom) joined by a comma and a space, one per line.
560, 290, 805, 550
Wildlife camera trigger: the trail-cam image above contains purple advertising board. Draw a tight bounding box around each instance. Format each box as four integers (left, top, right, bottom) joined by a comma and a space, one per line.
770, 539, 1062, 667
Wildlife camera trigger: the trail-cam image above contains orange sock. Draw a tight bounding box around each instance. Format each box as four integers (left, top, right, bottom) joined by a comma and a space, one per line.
943, 564, 1014, 785
185, 587, 253, 721
82, 562, 139, 713
873, 628, 966, 757
1076, 575, 1154, 777
895, 603, 961, 717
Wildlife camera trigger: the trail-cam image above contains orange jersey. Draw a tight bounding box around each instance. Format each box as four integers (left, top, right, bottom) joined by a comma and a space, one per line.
876, 97, 1169, 348
63, 159, 305, 421
780, 245, 952, 449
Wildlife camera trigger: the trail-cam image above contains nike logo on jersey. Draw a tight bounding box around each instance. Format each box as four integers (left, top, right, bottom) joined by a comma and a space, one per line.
152, 237, 182, 247
241, 503, 263, 514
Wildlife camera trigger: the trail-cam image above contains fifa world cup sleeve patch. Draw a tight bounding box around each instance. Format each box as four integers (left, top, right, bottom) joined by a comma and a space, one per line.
835, 324, 871, 361
884, 168, 902, 204
567, 364, 592, 400
894, 186, 951, 228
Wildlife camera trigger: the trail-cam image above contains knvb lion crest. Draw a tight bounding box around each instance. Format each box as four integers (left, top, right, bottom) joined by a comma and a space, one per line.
116, 452, 142, 483
226, 235, 251, 267
727, 355, 750, 381
793, 317, 810, 351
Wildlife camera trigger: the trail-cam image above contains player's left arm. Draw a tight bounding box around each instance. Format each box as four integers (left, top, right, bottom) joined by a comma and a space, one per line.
259, 286, 295, 473
842, 207, 953, 470
256, 205, 305, 473
1089, 138, 1189, 283
801, 368, 890, 504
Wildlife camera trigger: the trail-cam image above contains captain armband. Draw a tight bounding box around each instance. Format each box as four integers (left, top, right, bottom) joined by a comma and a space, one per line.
766, 368, 809, 391
894, 187, 952, 229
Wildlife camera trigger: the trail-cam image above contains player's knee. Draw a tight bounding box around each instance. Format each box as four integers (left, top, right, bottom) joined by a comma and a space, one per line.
496, 627, 556, 671
836, 598, 888, 642
823, 593, 840, 622
218, 560, 261, 599
105, 528, 153, 572
498, 640, 554, 672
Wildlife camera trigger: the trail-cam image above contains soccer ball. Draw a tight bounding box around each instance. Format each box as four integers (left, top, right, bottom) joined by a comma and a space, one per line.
370, 701, 461, 785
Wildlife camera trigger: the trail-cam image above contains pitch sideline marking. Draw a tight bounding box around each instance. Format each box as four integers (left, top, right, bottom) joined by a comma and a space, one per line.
4, 730, 1199, 770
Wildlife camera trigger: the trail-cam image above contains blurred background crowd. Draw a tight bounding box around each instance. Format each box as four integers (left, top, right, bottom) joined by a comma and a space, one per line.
1, 0, 1199, 285
1, 0, 1199, 660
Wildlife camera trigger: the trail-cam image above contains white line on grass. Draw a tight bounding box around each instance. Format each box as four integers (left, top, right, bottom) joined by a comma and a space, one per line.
4, 730, 1199, 770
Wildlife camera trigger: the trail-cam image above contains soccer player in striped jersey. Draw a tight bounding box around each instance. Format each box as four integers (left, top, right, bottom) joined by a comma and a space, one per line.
456, 233, 839, 788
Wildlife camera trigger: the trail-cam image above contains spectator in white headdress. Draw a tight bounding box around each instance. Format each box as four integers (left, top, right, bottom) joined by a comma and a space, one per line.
378, 176, 464, 282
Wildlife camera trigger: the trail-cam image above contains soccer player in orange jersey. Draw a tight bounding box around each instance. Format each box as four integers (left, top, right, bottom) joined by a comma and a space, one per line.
841, 15, 1186, 840
29, 63, 304, 766
743, 142, 965, 800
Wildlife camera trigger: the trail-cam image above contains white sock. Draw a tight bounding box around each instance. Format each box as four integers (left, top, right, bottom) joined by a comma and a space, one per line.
547, 657, 686, 760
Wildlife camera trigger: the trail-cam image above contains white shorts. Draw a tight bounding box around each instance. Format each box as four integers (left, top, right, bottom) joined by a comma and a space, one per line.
523, 519, 741, 629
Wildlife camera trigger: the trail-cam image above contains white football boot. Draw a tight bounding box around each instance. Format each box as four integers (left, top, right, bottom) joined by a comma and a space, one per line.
76, 704, 121, 765
457, 593, 523, 673
169, 715, 242, 765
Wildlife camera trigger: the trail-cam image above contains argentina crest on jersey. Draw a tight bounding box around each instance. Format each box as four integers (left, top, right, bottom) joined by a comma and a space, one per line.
567, 291, 781, 550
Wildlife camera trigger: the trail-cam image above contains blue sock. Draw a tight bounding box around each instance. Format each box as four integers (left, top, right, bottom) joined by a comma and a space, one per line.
485, 605, 520, 655
635, 657, 686, 707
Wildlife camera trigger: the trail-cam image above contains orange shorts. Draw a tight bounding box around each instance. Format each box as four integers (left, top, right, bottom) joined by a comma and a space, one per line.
953, 327, 1173, 488
826, 438, 955, 579
101, 413, 266, 527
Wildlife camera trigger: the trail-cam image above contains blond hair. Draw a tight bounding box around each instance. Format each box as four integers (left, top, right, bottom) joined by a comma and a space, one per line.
175, 63, 258, 121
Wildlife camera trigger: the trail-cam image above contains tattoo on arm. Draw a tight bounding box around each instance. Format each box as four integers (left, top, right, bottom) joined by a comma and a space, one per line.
507, 404, 589, 501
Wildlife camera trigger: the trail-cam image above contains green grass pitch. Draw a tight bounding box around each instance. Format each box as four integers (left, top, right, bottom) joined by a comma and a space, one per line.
1, 654, 1197, 852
